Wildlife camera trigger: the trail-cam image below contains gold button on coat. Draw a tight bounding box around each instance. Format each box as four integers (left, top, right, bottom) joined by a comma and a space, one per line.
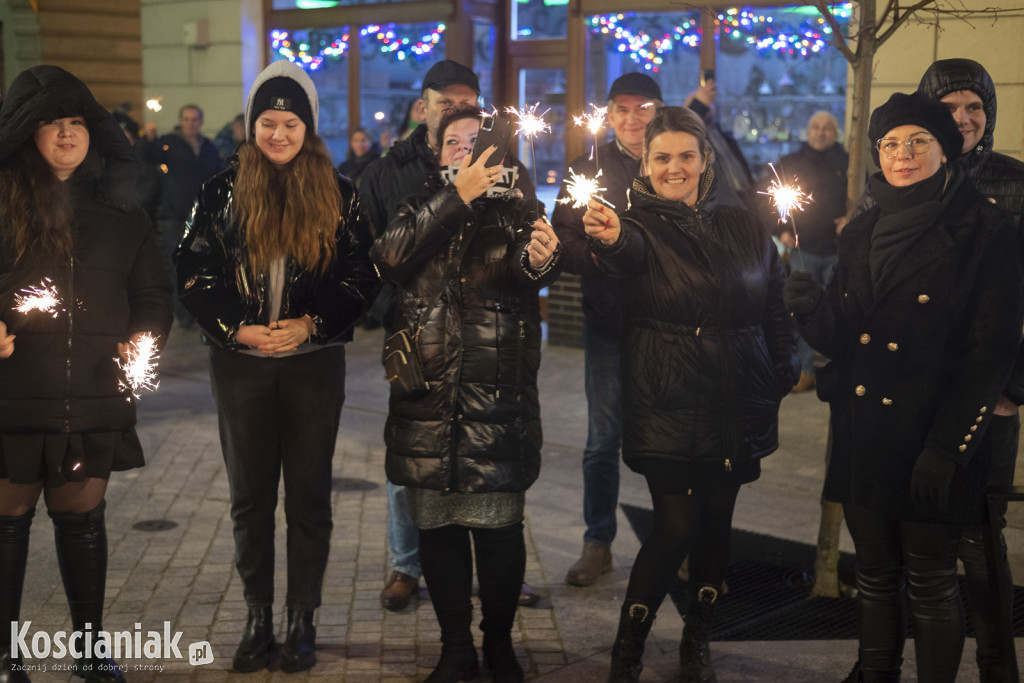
887, 342, 898, 351
855, 385, 866, 396
860, 334, 871, 344
970, 425, 977, 432
918, 294, 930, 303
882, 398, 893, 406
959, 444, 968, 452
980, 406, 988, 414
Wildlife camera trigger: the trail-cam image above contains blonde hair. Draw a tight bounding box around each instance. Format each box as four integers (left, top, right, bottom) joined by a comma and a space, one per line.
232, 135, 341, 276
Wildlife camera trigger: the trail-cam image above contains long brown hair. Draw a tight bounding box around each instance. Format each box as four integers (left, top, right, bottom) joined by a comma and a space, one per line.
232, 133, 341, 276
0, 142, 77, 264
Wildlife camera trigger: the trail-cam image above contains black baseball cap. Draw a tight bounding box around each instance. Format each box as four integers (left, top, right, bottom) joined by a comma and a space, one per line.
607, 73, 663, 102
422, 60, 480, 95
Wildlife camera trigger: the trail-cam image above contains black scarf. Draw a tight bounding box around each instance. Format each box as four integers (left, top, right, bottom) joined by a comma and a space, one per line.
867, 167, 961, 293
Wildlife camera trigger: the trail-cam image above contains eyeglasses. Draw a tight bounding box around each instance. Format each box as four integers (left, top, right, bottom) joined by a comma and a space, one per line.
875, 134, 937, 159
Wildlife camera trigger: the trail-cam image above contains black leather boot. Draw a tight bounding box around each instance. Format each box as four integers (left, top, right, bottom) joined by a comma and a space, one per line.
232, 606, 274, 673
50, 501, 125, 683
424, 642, 480, 683
607, 601, 655, 683
841, 659, 862, 682
482, 635, 523, 683
680, 584, 718, 683
279, 608, 316, 673
0, 510, 33, 683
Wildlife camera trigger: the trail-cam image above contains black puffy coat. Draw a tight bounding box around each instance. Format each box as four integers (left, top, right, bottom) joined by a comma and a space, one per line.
550, 139, 640, 334
594, 172, 799, 473
0, 66, 172, 433
776, 142, 848, 257
175, 165, 381, 348
371, 183, 562, 494
144, 131, 224, 220
799, 170, 1023, 524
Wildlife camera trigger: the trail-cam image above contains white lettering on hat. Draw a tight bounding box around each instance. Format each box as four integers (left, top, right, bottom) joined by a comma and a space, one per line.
273, 97, 290, 110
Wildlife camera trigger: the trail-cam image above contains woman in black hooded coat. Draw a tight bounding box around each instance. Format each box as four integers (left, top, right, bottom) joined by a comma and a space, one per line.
0, 66, 172, 683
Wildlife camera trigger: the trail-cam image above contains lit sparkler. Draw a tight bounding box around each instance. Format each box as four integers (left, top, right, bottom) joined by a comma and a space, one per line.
505, 103, 551, 139
13, 279, 62, 317
758, 163, 812, 268
573, 103, 608, 165
558, 168, 614, 210
116, 333, 161, 400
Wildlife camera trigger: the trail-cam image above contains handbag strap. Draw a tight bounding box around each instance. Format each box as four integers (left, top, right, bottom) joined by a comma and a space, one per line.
413, 226, 475, 338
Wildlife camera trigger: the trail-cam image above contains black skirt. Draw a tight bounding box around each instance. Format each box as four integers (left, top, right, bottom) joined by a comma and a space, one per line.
0, 430, 145, 487
637, 457, 760, 495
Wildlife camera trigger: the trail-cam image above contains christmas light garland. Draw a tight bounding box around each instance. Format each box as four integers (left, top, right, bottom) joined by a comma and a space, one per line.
270, 23, 445, 71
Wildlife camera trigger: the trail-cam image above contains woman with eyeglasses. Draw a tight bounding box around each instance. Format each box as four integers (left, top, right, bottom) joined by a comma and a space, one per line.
785, 92, 1024, 682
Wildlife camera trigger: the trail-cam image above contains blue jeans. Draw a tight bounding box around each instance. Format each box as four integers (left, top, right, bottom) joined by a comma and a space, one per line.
386, 481, 421, 578
791, 249, 836, 373
582, 323, 623, 547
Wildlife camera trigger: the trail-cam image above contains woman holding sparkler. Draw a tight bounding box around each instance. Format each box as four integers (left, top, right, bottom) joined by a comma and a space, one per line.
784, 92, 1023, 683
582, 106, 798, 683
371, 105, 561, 683
0, 65, 172, 682
175, 61, 379, 673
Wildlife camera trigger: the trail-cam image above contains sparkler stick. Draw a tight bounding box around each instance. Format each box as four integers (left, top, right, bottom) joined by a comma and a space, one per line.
505, 104, 551, 219
558, 168, 615, 210
13, 279, 62, 317
758, 163, 812, 269
116, 332, 160, 401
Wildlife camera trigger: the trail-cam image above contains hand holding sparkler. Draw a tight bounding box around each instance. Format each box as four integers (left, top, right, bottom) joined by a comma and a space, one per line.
528, 220, 559, 269
582, 200, 621, 246
558, 168, 614, 211
0, 321, 14, 359
116, 331, 161, 400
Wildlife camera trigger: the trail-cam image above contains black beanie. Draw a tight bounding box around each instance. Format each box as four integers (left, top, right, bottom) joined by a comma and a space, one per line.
868, 91, 962, 166
250, 76, 314, 133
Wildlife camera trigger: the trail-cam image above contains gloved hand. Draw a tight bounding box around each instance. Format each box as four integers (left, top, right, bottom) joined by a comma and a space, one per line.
910, 448, 956, 513
783, 270, 824, 315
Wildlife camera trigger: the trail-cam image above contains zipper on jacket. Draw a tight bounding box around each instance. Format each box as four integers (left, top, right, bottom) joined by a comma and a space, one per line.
64, 256, 74, 433
494, 302, 502, 399
724, 458, 732, 472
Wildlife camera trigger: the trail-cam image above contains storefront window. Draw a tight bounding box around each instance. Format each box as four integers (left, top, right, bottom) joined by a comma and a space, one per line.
512, 0, 567, 40
474, 21, 496, 106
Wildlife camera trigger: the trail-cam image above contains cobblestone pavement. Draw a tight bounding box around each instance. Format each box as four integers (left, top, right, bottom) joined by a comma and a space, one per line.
14, 326, 1024, 681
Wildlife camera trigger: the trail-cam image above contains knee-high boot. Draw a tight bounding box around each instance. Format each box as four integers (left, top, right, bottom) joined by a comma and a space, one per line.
607, 601, 655, 683
0, 510, 33, 683
50, 501, 125, 683
680, 584, 718, 683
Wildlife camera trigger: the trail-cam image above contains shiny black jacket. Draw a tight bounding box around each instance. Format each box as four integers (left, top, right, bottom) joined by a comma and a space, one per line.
372, 183, 562, 494
551, 139, 640, 334
0, 66, 172, 433
799, 171, 1023, 524
594, 172, 799, 473
175, 164, 380, 348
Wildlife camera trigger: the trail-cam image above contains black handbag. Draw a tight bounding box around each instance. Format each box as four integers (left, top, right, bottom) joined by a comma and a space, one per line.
383, 227, 475, 401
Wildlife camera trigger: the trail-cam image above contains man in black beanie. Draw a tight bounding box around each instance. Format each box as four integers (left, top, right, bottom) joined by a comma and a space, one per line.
919, 58, 1024, 683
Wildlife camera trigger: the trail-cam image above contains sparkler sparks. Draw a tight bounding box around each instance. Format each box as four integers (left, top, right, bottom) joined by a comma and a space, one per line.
573, 105, 607, 137
13, 279, 62, 317
558, 168, 614, 210
116, 333, 161, 400
504, 104, 550, 139
759, 164, 812, 225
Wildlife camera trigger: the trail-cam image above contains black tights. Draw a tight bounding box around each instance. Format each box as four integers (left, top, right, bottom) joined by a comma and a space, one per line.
419, 522, 526, 644
625, 484, 740, 611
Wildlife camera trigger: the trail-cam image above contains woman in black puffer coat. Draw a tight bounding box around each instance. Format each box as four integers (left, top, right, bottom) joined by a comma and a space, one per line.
584, 106, 798, 683
371, 105, 562, 683
0, 66, 172, 683
785, 92, 1023, 683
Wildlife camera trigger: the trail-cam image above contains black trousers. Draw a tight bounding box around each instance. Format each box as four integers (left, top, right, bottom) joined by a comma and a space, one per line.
209, 345, 346, 610
844, 503, 964, 683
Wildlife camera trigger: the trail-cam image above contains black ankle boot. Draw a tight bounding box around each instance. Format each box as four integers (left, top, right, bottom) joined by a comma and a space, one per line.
680, 584, 718, 683
279, 608, 316, 673
483, 635, 523, 683
232, 606, 274, 673
0, 510, 33, 683
607, 601, 655, 683
50, 502, 124, 683
424, 643, 480, 683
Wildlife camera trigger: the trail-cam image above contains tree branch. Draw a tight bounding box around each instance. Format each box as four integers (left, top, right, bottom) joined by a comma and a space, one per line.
814, 1, 857, 62
876, 0, 943, 46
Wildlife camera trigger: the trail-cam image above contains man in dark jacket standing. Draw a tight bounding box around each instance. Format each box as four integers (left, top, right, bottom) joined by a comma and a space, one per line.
144, 104, 224, 328
360, 60, 538, 611
918, 58, 1024, 683
550, 73, 661, 587
776, 111, 848, 392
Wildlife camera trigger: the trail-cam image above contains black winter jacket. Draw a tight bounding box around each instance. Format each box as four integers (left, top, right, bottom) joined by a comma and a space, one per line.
594, 172, 799, 473
550, 139, 641, 334
776, 142, 848, 256
372, 183, 562, 494
799, 170, 1023, 524
144, 131, 224, 220
0, 66, 172, 433
175, 164, 380, 348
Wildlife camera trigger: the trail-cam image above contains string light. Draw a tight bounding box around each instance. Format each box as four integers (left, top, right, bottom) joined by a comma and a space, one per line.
270, 23, 445, 71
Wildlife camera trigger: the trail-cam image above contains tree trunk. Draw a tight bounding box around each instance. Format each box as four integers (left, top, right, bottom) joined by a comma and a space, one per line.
812, 500, 845, 597
845, 0, 877, 214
